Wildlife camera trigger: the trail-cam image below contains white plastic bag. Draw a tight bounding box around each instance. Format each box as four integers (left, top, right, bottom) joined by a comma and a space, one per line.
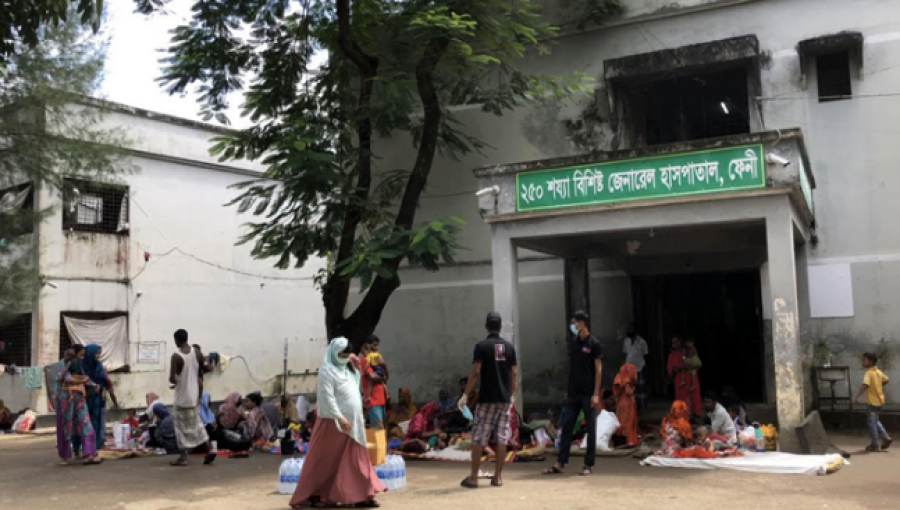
579, 410, 620, 451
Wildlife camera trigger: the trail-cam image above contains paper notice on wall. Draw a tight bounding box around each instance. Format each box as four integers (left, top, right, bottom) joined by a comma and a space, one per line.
808, 263, 854, 318
137, 343, 162, 364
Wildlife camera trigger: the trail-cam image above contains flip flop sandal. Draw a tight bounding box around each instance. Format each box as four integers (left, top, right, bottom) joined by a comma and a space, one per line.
542, 465, 564, 475
203, 452, 217, 465
83, 458, 104, 466
170, 460, 188, 467
491, 478, 503, 487
460, 477, 479, 489
355, 501, 380, 508
580, 466, 592, 476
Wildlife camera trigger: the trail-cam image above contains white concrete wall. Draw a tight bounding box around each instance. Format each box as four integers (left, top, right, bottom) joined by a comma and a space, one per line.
31, 113, 327, 412
358, 0, 900, 406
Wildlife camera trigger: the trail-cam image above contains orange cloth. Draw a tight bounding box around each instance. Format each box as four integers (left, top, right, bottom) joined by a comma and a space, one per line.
673, 446, 718, 459
661, 400, 692, 442
613, 363, 639, 446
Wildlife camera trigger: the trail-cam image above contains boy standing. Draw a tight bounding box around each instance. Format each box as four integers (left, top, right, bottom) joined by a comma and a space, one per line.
855, 352, 892, 452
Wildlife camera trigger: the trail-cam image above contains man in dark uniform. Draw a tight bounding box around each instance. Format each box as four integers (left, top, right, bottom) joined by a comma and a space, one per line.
543, 310, 602, 476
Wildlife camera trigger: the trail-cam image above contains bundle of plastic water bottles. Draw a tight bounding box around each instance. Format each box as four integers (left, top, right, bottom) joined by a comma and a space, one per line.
278, 457, 305, 495
374, 455, 406, 491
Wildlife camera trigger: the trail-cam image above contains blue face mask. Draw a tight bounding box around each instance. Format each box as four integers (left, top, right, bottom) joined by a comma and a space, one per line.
570, 324, 578, 335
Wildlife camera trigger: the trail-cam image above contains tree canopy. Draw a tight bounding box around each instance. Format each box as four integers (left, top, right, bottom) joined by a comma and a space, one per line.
0, 10, 130, 324
152, 0, 614, 344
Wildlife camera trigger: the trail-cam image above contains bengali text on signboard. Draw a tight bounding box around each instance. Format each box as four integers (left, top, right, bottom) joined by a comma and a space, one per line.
515, 145, 766, 212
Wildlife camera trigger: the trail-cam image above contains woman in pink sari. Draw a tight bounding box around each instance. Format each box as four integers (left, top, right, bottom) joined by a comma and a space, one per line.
667, 337, 702, 416
290, 338, 384, 508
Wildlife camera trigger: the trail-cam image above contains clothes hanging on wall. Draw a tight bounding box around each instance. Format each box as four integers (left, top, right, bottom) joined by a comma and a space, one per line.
22, 366, 43, 389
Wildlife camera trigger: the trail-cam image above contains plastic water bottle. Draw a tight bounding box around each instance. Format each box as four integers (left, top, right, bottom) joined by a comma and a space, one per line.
754, 424, 765, 453
388, 456, 398, 491
395, 455, 406, 489
278, 460, 289, 494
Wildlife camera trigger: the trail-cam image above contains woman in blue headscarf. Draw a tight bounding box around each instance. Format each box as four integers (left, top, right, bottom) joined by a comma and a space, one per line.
82, 344, 119, 450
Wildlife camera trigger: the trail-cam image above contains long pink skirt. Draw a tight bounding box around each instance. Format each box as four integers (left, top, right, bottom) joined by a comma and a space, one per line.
289, 419, 386, 507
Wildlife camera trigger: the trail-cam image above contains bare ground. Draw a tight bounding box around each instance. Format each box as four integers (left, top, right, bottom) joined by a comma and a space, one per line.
1, 435, 896, 510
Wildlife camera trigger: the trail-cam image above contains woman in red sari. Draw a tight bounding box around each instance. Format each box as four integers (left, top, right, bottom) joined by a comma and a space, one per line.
613, 363, 639, 446
667, 337, 702, 416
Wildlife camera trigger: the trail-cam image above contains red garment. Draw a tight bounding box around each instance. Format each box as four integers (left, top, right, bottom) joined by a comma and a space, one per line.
667, 351, 702, 416
673, 446, 718, 459
123, 416, 139, 430
661, 400, 693, 442
356, 356, 370, 401
365, 367, 386, 408
289, 418, 386, 506
405, 402, 438, 440
613, 363, 639, 446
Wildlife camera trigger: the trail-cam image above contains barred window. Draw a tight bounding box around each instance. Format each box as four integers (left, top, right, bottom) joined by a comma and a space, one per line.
62, 179, 129, 235
0, 313, 32, 367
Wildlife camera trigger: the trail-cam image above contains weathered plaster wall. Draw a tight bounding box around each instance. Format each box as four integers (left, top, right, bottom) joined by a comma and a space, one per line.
363, 0, 900, 407
30, 116, 327, 412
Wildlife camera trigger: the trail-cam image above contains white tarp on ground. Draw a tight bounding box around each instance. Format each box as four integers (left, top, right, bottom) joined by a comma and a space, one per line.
63, 316, 128, 371
641, 452, 846, 476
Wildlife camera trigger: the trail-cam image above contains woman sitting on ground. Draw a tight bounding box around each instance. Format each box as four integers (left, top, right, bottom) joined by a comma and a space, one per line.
0, 399, 12, 431
243, 391, 275, 448
388, 387, 416, 440
655, 400, 692, 457
213, 391, 252, 452
400, 402, 447, 453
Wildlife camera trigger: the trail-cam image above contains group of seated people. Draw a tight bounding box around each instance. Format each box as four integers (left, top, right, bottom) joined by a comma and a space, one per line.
383, 377, 517, 459
136, 390, 312, 455
656, 387, 750, 458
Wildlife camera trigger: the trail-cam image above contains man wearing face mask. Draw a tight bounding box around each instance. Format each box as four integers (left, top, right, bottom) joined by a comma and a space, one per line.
542, 310, 602, 477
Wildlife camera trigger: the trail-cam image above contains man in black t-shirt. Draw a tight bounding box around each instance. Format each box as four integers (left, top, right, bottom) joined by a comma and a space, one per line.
542, 310, 602, 477
460, 311, 517, 489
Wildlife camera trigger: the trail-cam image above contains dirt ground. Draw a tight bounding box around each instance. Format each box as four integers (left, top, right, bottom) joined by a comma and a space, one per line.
1, 435, 896, 510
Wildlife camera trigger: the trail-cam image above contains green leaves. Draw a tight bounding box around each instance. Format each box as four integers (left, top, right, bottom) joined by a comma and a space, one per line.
335, 216, 466, 292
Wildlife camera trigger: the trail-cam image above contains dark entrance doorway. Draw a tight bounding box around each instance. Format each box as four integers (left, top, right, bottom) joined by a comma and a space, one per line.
633, 270, 765, 404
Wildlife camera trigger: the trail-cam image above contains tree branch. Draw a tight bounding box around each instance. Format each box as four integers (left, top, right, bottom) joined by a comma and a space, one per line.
347, 36, 450, 330
325, 0, 381, 336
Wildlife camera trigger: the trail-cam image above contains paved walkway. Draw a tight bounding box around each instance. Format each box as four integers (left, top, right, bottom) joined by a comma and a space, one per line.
1, 436, 896, 510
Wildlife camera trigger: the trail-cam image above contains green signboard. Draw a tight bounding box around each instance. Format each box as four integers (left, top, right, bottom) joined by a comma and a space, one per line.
515, 145, 766, 212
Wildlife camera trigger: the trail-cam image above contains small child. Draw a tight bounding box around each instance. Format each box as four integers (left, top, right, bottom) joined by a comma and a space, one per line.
855, 352, 893, 452
680, 338, 702, 391
727, 404, 747, 433
124, 409, 139, 430
695, 426, 713, 452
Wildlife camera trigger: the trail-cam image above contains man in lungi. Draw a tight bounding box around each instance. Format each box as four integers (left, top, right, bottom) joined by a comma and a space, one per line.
169, 329, 216, 467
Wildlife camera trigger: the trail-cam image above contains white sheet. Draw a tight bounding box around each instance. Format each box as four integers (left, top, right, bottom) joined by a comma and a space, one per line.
641, 451, 846, 476
63, 315, 128, 371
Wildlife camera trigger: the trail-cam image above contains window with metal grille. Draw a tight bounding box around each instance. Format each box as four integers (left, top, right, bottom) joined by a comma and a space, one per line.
0, 182, 35, 235
816, 51, 852, 102
0, 313, 32, 367
62, 179, 129, 235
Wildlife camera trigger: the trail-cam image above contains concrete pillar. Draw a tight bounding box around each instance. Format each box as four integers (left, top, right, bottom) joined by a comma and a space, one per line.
564, 258, 591, 327
759, 263, 777, 405
765, 207, 804, 453
491, 230, 522, 412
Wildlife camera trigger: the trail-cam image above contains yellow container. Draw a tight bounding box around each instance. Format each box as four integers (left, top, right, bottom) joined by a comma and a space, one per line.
761, 424, 778, 451
366, 428, 386, 466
